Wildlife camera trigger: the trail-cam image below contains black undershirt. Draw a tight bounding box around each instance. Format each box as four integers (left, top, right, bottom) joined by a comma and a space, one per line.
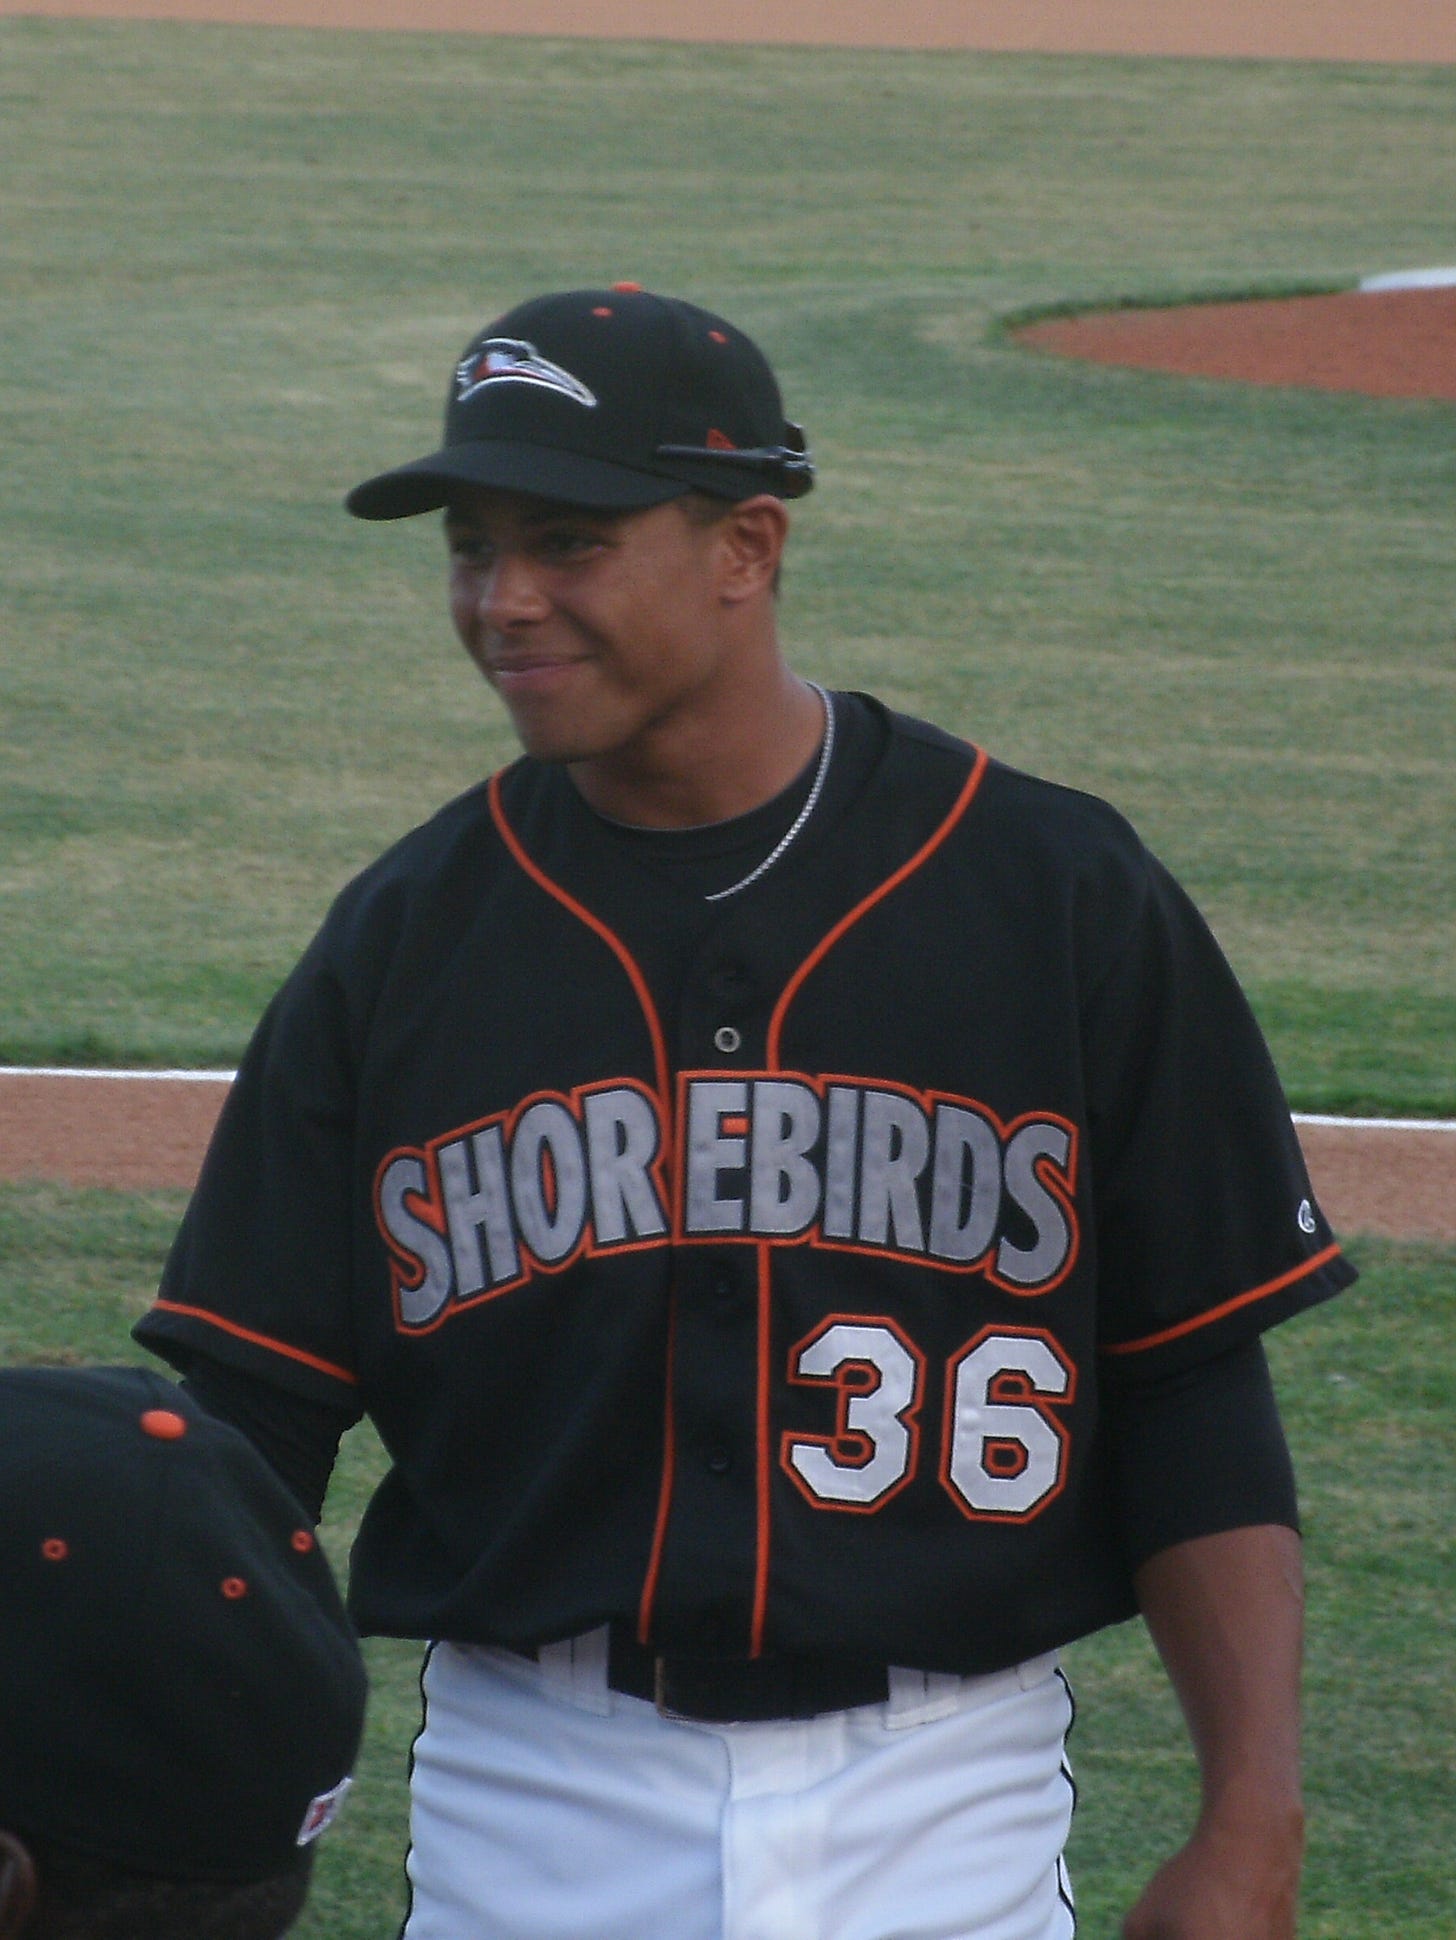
180, 691, 1298, 1585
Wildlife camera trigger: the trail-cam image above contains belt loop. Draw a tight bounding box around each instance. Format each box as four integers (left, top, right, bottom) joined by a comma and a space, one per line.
1015, 1650, 1060, 1693
536, 1625, 613, 1716
885, 1665, 964, 1729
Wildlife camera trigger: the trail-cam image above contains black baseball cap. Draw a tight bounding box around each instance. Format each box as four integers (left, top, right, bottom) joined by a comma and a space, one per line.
0, 1365, 367, 1883
345, 283, 815, 518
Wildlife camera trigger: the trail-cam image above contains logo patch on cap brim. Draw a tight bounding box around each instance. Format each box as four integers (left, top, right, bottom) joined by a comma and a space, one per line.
296, 1776, 353, 1847
456, 338, 597, 409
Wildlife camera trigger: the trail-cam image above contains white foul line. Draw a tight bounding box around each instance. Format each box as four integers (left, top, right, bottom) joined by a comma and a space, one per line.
1359, 266, 1456, 292
0, 1066, 237, 1083
1289, 1113, 1456, 1134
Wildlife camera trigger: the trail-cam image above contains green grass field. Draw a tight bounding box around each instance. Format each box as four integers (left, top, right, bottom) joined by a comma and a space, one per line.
1, 1186, 1451, 1936
2, 18, 1454, 1937
1, 16, 1453, 1107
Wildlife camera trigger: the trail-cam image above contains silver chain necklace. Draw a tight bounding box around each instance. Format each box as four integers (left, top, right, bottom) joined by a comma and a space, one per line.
704, 682, 834, 903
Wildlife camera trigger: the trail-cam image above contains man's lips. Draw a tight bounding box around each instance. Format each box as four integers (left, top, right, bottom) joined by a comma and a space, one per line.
486, 653, 588, 693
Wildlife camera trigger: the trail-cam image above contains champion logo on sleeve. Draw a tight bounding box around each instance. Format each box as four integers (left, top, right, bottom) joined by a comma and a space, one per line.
454, 338, 598, 409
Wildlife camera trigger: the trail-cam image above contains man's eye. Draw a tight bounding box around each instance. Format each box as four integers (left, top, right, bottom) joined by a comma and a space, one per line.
539, 527, 604, 560
449, 534, 493, 566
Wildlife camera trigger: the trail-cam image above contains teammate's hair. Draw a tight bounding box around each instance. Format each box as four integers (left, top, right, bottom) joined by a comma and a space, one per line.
18, 1839, 313, 1940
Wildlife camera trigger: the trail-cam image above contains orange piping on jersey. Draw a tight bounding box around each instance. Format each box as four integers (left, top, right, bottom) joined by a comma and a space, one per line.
750, 1242, 774, 1657
488, 772, 672, 1113
746, 748, 988, 1653
1101, 1243, 1345, 1357
147, 1302, 359, 1386
637, 1295, 679, 1644
766, 748, 990, 1068
488, 773, 680, 1649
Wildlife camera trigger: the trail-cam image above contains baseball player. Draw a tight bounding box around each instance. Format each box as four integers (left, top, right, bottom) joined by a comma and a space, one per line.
0, 1364, 365, 1940
135, 284, 1354, 1940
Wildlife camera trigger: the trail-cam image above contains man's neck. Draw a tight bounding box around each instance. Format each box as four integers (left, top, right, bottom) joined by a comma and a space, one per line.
566, 671, 826, 830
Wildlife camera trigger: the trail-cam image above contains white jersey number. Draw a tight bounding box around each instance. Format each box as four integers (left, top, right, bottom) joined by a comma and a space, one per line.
783, 1320, 924, 1510
782, 1320, 1073, 1522
942, 1329, 1075, 1519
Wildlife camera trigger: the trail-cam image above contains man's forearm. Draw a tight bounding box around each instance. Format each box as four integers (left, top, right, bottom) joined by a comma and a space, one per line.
1123, 1523, 1305, 1939
1137, 1522, 1304, 1814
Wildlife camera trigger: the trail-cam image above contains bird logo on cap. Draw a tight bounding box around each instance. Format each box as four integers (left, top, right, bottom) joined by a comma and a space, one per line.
455, 338, 597, 409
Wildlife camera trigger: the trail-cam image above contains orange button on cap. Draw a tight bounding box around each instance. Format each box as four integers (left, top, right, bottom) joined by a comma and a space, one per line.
140, 1409, 189, 1441
611, 280, 643, 293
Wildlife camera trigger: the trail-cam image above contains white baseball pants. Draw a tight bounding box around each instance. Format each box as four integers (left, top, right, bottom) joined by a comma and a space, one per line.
401, 1635, 1076, 1940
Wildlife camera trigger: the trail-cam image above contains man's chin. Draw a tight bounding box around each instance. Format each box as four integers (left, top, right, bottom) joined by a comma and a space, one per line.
508, 720, 598, 765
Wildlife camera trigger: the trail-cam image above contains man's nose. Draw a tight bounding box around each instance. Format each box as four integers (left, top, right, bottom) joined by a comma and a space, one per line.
480, 551, 551, 628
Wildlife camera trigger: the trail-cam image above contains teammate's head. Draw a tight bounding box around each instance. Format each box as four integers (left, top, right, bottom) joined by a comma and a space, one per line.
0, 1366, 368, 1940
0, 1837, 313, 1940
345, 284, 814, 520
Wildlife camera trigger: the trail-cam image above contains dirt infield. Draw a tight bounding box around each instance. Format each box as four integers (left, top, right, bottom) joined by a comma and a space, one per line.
5, 0, 1455, 63
0, 1073, 235, 1195
0, 1073, 1451, 1245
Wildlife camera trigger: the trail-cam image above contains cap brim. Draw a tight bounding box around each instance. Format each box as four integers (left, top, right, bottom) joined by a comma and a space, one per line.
345, 441, 693, 520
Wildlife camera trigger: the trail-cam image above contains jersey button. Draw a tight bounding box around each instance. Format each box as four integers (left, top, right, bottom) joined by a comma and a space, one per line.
704, 1446, 733, 1475
707, 1262, 740, 1323
713, 1025, 742, 1054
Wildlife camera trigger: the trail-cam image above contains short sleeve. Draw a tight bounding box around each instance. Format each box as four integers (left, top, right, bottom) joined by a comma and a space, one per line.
1084, 848, 1355, 1380
134, 932, 367, 1413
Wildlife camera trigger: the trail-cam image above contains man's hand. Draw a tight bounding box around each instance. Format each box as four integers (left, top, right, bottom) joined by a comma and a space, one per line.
1121, 1800, 1303, 1938
1125, 1525, 1306, 1940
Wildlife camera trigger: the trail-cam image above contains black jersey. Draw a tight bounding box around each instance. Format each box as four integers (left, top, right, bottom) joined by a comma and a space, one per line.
135, 696, 1352, 1674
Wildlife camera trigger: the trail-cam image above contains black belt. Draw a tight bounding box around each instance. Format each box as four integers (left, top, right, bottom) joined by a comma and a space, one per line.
517, 1627, 894, 1724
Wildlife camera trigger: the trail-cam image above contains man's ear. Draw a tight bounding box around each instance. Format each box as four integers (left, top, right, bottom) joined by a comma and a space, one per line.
0, 1833, 37, 1938
713, 495, 790, 603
